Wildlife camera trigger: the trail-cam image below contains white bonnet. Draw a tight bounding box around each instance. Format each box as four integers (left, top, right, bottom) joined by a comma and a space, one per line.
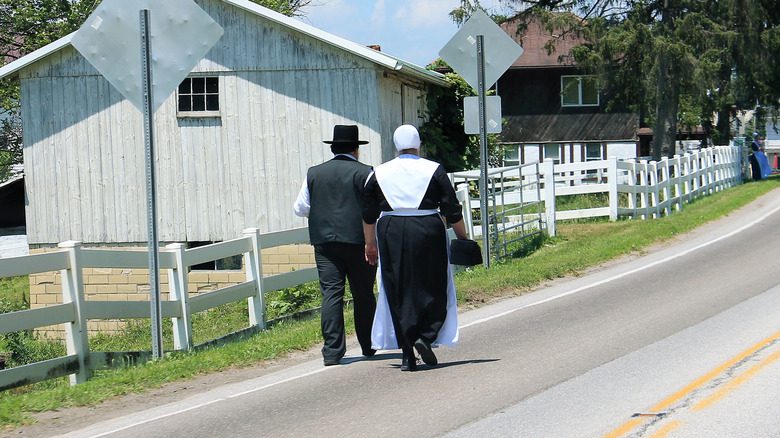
393, 124, 421, 152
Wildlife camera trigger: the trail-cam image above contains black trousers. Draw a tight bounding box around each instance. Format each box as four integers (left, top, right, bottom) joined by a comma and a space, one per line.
314, 242, 377, 361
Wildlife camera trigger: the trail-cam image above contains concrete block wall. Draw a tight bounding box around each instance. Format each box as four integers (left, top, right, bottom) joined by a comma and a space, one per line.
27, 244, 315, 339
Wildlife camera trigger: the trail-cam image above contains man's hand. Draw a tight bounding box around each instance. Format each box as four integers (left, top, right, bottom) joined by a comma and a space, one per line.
365, 241, 378, 266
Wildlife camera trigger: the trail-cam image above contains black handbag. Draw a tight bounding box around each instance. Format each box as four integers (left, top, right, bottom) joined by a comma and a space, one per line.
450, 239, 483, 266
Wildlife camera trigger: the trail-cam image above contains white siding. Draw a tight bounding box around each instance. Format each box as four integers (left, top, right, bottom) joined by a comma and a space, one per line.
19, 0, 440, 245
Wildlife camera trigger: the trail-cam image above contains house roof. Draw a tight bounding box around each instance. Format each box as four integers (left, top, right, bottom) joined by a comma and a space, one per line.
500, 14, 586, 68
501, 112, 638, 143
0, 0, 447, 87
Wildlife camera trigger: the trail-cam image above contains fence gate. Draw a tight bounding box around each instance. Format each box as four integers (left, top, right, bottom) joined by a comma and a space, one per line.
453, 162, 546, 261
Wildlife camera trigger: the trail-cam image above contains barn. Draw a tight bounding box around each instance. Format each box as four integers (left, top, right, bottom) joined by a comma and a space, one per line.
0, 0, 447, 249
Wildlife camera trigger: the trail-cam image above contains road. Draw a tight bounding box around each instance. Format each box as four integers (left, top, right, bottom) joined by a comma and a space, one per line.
42, 189, 780, 437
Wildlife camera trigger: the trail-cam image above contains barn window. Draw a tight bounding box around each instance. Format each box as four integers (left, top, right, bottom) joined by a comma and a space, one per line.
178, 76, 219, 114
561, 75, 599, 107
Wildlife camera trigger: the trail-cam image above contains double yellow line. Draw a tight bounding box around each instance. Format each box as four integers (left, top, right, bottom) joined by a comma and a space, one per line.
604, 329, 780, 438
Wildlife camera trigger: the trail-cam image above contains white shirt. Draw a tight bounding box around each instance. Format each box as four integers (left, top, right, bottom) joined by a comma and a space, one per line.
293, 154, 358, 218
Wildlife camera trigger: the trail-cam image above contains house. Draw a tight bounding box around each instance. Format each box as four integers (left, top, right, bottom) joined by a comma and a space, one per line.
0, 0, 447, 327
496, 15, 639, 165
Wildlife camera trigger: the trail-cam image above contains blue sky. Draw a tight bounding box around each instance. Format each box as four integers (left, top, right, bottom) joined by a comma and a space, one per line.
298, 0, 511, 67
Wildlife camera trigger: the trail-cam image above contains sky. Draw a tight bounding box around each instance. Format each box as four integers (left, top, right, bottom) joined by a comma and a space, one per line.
298, 0, 512, 67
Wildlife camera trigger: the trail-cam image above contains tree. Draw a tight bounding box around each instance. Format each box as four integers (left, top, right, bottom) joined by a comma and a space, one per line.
0, 0, 311, 180
498, 0, 780, 158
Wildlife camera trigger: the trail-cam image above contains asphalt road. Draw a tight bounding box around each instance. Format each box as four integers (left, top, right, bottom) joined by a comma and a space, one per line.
50, 188, 780, 438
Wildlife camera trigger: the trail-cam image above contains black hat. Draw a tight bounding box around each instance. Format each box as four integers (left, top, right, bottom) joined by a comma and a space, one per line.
323, 125, 369, 146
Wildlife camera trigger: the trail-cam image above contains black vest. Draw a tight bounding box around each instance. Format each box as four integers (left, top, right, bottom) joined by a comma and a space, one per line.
306, 155, 372, 245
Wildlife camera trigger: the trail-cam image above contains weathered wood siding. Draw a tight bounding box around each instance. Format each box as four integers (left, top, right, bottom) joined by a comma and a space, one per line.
19, 0, 433, 245
376, 74, 428, 162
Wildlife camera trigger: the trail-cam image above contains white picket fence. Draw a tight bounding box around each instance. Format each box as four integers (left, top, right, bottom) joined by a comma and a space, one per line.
452, 146, 742, 238
0, 227, 317, 390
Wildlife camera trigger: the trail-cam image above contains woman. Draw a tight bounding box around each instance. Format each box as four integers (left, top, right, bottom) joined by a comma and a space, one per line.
362, 124, 469, 371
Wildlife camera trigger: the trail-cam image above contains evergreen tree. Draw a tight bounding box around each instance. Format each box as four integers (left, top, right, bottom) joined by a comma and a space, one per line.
498, 0, 780, 157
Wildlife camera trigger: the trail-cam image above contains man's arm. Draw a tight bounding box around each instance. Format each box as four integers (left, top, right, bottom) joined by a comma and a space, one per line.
292, 179, 310, 217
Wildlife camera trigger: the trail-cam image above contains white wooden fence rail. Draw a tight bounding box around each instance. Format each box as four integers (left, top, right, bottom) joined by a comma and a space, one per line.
452, 146, 742, 237
0, 227, 317, 390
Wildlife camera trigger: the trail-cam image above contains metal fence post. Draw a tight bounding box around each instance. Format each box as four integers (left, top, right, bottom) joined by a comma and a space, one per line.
166, 243, 191, 351
243, 228, 266, 330
58, 241, 90, 385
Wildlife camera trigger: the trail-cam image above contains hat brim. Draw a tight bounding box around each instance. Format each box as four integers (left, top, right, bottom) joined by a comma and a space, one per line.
323, 140, 369, 145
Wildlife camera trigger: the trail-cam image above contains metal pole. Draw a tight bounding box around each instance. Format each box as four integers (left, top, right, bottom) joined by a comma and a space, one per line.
477, 35, 490, 268
140, 9, 163, 359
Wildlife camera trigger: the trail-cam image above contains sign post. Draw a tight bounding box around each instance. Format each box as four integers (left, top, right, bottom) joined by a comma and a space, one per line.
139, 9, 163, 357
439, 8, 523, 267
476, 35, 491, 267
71, 0, 223, 359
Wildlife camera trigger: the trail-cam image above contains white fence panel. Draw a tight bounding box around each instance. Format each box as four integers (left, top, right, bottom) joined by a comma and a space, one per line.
0, 226, 315, 390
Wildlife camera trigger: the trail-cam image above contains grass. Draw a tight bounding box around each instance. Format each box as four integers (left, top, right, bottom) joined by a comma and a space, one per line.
0, 177, 779, 429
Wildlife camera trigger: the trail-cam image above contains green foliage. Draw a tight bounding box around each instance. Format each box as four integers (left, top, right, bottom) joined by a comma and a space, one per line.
266, 282, 321, 319
419, 69, 504, 172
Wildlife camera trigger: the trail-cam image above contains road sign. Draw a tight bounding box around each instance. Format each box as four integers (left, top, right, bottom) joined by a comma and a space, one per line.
71, 0, 223, 358
464, 96, 501, 134
438, 8, 523, 90
439, 9, 523, 268
71, 0, 223, 112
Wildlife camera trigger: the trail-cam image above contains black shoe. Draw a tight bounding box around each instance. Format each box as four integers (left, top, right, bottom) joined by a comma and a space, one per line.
414, 338, 438, 366
362, 348, 377, 357
323, 357, 341, 366
400, 354, 417, 371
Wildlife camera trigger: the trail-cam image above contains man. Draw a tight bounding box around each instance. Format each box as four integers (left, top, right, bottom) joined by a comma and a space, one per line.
293, 125, 378, 366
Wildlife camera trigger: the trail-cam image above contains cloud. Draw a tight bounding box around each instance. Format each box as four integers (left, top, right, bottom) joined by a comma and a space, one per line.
392, 0, 460, 30
370, 0, 387, 30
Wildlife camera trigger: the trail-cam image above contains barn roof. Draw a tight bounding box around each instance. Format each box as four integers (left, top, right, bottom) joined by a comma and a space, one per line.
502, 112, 638, 143
0, 0, 447, 87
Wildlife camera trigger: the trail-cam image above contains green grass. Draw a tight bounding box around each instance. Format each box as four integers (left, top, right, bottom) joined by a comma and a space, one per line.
0, 177, 779, 429
0, 277, 28, 310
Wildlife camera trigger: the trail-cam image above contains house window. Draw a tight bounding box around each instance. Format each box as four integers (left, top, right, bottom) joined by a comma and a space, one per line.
187, 241, 242, 271
543, 143, 561, 164
178, 76, 219, 114
561, 75, 599, 107
503, 145, 520, 165
585, 143, 603, 161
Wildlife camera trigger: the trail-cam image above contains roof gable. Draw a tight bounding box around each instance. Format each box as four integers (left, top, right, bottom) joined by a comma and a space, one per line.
501, 14, 586, 68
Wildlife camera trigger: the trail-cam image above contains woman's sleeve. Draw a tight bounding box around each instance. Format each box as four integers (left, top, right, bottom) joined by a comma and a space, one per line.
362, 172, 381, 224
434, 166, 464, 224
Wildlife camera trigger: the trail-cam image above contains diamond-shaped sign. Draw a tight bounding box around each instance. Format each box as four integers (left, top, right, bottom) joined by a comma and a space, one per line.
71, 0, 223, 112
439, 8, 523, 90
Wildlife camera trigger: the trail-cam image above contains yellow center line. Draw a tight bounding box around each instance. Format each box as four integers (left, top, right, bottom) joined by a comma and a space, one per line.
693, 347, 780, 411
649, 420, 682, 438
602, 329, 780, 438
